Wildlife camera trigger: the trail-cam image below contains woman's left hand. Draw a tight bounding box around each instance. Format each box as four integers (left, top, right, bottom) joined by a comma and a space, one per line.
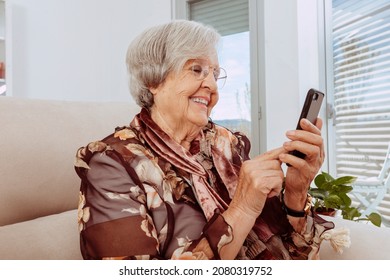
279, 117, 325, 209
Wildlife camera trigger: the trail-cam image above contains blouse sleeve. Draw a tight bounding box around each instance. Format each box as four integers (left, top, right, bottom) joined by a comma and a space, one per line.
283, 209, 336, 259
76, 144, 234, 260
78, 150, 161, 259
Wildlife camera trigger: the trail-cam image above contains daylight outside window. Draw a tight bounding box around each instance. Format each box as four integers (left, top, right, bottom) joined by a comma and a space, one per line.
211, 31, 251, 138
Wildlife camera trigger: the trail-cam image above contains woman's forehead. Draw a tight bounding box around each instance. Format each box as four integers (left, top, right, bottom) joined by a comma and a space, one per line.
185, 56, 220, 67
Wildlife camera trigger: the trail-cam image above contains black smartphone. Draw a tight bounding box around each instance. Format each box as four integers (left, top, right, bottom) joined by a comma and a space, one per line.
289, 88, 325, 160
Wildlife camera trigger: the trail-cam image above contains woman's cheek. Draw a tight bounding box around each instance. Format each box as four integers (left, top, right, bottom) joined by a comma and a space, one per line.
211, 92, 219, 107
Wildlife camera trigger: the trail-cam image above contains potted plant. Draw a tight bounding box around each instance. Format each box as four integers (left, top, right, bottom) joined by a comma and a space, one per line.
309, 171, 382, 227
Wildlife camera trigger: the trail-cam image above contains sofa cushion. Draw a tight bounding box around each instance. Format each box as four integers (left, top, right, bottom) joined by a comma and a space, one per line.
0, 209, 82, 260
0, 97, 140, 226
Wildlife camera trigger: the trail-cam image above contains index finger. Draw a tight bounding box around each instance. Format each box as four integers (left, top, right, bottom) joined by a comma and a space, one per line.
299, 117, 323, 135
255, 146, 286, 161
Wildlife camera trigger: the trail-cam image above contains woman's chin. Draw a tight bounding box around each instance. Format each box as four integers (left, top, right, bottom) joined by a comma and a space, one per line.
190, 114, 209, 128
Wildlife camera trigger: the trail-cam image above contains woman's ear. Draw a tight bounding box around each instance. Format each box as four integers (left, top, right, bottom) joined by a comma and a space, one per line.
149, 87, 158, 95
149, 81, 164, 95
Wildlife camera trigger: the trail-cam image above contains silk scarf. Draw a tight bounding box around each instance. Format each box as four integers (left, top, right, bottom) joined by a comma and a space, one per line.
131, 108, 240, 220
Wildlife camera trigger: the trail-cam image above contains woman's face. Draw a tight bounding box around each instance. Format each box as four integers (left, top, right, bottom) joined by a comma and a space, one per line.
150, 53, 220, 130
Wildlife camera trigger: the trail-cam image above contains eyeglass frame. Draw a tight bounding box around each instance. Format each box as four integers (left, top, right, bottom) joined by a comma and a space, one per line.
188, 59, 227, 88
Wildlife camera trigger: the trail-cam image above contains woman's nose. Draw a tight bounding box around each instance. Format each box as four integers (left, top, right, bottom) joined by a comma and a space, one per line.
201, 70, 218, 90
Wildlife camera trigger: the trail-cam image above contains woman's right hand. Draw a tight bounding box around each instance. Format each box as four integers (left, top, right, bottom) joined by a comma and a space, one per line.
219, 147, 286, 259
229, 147, 286, 220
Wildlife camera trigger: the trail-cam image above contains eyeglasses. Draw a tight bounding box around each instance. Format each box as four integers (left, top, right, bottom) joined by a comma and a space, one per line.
189, 60, 227, 89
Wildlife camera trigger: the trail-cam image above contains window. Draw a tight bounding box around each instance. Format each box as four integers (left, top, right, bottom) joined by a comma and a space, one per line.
176, 0, 252, 140
325, 0, 390, 223
210, 32, 251, 138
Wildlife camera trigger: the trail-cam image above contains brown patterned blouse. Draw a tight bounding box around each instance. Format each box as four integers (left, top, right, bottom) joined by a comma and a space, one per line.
75, 108, 334, 260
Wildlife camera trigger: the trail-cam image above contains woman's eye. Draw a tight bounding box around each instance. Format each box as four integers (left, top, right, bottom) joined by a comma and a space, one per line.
191, 65, 203, 73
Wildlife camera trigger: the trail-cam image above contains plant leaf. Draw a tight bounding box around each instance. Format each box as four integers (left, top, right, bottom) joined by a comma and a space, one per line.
314, 174, 326, 188
333, 184, 353, 194
324, 194, 342, 209
316, 181, 333, 191
308, 188, 326, 200
342, 206, 361, 220
338, 192, 352, 207
367, 213, 382, 227
322, 171, 334, 181
333, 176, 357, 186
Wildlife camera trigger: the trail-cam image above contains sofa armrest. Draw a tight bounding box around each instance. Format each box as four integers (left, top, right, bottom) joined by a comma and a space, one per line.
319, 215, 390, 260
0, 210, 82, 260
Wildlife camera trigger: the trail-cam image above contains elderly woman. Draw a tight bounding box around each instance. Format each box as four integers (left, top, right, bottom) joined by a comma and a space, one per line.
75, 20, 336, 260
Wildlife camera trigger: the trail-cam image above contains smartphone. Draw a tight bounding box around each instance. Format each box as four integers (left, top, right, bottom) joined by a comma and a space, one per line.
289, 88, 325, 160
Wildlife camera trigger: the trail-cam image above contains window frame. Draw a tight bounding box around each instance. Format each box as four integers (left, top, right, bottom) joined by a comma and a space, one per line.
319, 0, 335, 174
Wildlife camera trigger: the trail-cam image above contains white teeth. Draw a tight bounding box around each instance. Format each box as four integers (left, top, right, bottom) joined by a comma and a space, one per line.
191, 97, 209, 106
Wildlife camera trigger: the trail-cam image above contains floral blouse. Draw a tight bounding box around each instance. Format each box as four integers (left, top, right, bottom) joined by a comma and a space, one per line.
75, 108, 334, 260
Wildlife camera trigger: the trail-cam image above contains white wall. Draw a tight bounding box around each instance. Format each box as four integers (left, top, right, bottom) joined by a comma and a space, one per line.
261, 0, 323, 151
6, 0, 171, 101
262, 0, 300, 150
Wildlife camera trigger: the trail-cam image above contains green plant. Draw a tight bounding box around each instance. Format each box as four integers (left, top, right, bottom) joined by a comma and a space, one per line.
309, 171, 382, 227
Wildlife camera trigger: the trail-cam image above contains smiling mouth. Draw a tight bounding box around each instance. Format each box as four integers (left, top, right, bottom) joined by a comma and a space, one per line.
191, 97, 209, 106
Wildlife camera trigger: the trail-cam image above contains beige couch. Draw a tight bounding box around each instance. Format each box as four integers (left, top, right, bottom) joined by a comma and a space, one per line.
1, 96, 389, 260
0, 97, 137, 260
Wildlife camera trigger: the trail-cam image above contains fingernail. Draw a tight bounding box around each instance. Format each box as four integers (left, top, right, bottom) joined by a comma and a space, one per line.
286, 131, 295, 136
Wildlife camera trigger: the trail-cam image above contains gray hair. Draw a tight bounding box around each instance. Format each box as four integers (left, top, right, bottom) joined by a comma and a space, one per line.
126, 20, 221, 108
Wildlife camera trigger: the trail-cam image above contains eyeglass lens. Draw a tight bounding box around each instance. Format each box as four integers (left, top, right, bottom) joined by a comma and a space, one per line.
191, 61, 227, 88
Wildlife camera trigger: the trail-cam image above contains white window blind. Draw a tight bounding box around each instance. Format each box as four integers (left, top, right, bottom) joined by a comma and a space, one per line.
332, 0, 390, 177
331, 0, 390, 223
189, 0, 249, 36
